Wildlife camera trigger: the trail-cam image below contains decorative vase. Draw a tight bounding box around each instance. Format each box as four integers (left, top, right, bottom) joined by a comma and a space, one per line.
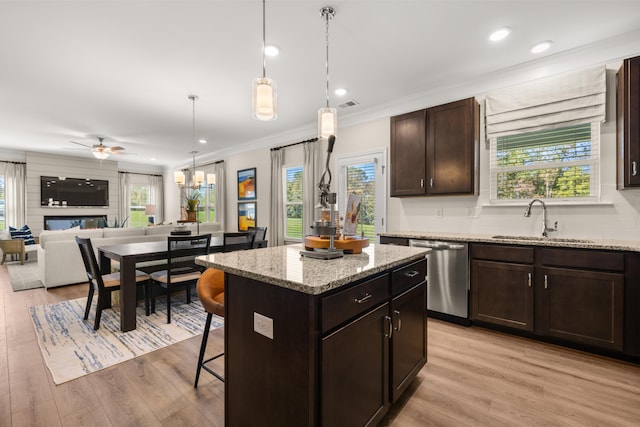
187, 211, 197, 222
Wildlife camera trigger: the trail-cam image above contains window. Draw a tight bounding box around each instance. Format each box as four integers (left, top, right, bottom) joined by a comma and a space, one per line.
128, 184, 151, 227
338, 150, 386, 243
198, 175, 216, 223
284, 166, 303, 240
490, 122, 600, 202
0, 176, 4, 230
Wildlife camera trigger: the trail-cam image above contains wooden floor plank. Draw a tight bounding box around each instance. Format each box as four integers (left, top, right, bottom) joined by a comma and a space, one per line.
2, 264, 640, 426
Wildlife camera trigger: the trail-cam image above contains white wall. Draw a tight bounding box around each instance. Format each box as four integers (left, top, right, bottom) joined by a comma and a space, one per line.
216, 61, 640, 242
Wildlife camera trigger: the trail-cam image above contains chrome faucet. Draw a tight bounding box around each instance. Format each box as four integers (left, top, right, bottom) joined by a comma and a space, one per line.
524, 198, 558, 237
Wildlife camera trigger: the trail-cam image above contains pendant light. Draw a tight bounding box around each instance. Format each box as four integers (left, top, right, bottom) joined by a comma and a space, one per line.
318, 6, 337, 139
252, 0, 277, 121
175, 94, 204, 189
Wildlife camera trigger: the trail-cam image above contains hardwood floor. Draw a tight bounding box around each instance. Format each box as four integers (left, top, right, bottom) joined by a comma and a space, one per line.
1, 264, 639, 426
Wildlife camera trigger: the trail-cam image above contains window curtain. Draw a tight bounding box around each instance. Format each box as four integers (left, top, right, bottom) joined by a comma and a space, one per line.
270, 149, 284, 246
302, 141, 318, 238
485, 65, 606, 139
212, 162, 226, 229
118, 172, 131, 227
148, 174, 164, 223
2, 162, 26, 228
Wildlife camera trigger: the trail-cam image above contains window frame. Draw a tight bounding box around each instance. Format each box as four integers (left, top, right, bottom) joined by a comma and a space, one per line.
489, 121, 601, 205
283, 164, 304, 242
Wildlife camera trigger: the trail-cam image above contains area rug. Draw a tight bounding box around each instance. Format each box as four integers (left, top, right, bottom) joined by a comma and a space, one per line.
29, 296, 223, 384
7, 259, 43, 291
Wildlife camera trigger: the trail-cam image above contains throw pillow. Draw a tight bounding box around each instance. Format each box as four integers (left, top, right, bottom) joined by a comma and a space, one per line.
9, 225, 36, 245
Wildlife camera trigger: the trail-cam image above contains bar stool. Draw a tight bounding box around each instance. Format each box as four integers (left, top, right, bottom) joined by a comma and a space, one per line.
194, 268, 225, 387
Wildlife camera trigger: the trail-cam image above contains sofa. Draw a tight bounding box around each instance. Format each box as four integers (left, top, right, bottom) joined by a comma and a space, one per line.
36, 223, 222, 288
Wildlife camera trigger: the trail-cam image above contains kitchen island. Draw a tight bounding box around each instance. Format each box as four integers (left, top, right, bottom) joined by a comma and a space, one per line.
196, 243, 430, 427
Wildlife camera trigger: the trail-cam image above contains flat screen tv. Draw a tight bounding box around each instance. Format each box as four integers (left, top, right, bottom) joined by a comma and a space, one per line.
41, 176, 109, 207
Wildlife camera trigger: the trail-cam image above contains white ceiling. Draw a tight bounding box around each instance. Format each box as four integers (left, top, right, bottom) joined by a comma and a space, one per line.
2, 0, 640, 169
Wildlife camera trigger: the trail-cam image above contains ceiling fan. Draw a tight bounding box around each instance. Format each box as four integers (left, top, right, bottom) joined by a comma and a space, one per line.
69, 137, 127, 160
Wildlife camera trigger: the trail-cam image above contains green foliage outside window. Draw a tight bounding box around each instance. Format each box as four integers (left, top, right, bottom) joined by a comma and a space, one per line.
494, 123, 595, 200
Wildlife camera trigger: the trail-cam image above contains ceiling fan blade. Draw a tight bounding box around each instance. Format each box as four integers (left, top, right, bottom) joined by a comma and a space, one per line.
109, 146, 125, 151
69, 140, 92, 148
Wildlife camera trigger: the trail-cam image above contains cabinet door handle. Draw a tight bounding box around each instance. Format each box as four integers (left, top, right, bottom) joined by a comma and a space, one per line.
405, 270, 419, 278
383, 315, 393, 338
633, 161, 638, 176
528, 272, 532, 287
420, 178, 424, 188
544, 274, 548, 289
393, 310, 402, 332
430, 178, 434, 188
354, 293, 372, 304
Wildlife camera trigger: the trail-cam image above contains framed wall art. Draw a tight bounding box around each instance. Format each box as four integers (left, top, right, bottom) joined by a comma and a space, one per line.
238, 201, 257, 231
237, 167, 256, 200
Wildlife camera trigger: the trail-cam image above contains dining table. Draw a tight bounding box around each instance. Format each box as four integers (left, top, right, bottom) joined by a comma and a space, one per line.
98, 236, 267, 331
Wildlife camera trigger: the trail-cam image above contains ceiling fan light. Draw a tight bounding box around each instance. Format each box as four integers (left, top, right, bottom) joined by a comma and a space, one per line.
318, 106, 337, 139
252, 77, 277, 121
92, 150, 109, 160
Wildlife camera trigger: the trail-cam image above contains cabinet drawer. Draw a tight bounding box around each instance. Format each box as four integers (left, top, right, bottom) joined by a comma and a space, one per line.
322, 274, 389, 333
391, 258, 427, 296
539, 248, 624, 272
471, 244, 534, 264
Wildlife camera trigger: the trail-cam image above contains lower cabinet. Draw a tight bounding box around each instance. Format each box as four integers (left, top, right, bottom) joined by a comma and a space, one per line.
537, 267, 624, 352
470, 244, 626, 353
471, 260, 534, 332
322, 303, 390, 427
320, 259, 427, 426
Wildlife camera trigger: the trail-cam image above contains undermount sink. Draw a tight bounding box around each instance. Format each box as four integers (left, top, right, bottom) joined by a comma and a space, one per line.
491, 235, 595, 244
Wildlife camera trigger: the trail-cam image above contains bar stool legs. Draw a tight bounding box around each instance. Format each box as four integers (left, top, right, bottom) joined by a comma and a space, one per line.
194, 312, 224, 388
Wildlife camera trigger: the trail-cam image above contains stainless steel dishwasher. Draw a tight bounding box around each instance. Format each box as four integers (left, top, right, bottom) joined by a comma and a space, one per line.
409, 239, 469, 324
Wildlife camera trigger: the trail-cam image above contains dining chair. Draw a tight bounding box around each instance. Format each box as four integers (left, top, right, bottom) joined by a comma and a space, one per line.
75, 236, 151, 330
194, 267, 225, 387
247, 226, 267, 246
222, 231, 255, 252
150, 234, 212, 323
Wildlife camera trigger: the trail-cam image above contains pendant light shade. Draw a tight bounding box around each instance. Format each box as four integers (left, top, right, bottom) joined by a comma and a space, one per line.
318, 106, 337, 139
253, 0, 277, 121
252, 77, 277, 121
318, 6, 337, 139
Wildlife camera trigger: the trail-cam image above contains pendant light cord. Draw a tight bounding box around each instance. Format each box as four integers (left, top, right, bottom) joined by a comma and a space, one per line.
323, 7, 331, 108
262, 0, 266, 79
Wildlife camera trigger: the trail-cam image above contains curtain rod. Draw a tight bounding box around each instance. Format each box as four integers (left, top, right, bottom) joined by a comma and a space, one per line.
0, 160, 26, 165
119, 171, 163, 177
271, 137, 319, 151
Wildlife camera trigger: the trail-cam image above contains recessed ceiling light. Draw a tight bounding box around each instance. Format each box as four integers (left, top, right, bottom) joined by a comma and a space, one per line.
531, 40, 552, 54
334, 88, 347, 96
489, 27, 511, 42
150, 157, 156, 161
264, 44, 279, 57
198, 139, 207, 144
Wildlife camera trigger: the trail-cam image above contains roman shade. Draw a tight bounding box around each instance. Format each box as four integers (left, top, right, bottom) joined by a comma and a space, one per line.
485, 65, 606, 140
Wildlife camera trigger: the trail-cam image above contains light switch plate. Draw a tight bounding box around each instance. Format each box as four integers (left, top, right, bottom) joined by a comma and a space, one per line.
253, 312, 274, 340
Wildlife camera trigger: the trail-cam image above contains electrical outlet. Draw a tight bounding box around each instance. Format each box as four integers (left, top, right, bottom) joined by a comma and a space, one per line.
435, 208, 443, 218
254, 312, 274, 339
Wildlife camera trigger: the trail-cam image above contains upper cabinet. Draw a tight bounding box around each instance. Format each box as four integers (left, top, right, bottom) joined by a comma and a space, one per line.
617, 55, 640, 189
390, 97, 480, 197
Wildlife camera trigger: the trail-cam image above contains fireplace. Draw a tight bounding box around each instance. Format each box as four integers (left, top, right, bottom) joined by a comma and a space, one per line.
44, 215, 108, 230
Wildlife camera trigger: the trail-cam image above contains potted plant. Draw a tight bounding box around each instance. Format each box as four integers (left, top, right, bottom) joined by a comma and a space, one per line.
185, 189, 201, 221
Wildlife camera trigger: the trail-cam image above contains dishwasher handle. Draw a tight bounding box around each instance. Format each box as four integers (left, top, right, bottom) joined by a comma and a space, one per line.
409, 240, 466, 250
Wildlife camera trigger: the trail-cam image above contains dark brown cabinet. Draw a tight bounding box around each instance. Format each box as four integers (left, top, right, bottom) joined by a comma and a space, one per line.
390, 282, 427, 403
320, 259, 427, 426
470, 243, 626, 353
536, 267, 624, 352
617, 55, 640, 189
390, 97, 479, 197
322, 303, 390, 427
471, 260, 534, 332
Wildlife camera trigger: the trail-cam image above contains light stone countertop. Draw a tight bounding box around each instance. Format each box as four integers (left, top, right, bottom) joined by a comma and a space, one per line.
195, 243, 430, 295
379, 231, 640, 252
